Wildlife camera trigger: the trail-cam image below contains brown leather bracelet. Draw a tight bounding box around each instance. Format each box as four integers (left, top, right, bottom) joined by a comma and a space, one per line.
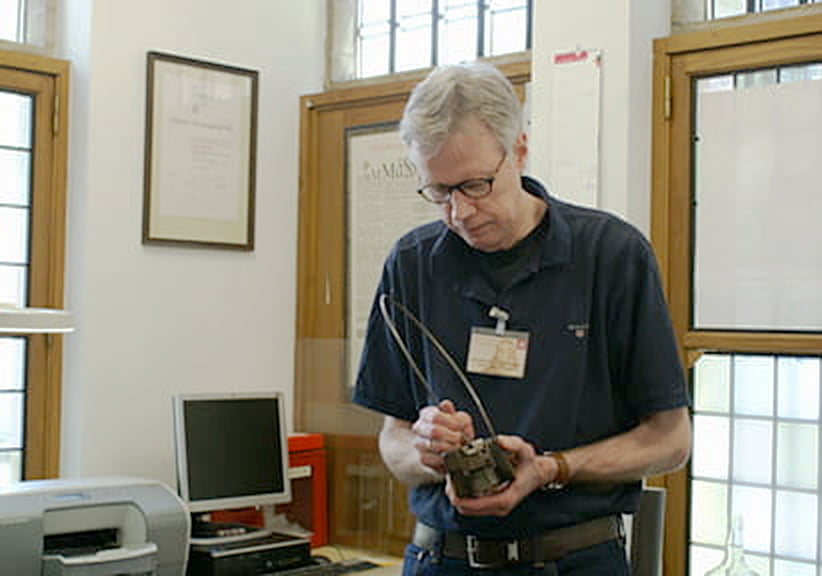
542, 451, 570, 490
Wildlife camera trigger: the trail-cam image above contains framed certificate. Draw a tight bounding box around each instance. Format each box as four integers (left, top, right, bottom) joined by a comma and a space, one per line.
143, 51, 258, 249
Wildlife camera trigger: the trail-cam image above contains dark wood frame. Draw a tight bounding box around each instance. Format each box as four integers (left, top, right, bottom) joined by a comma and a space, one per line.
142, 51, 258, 250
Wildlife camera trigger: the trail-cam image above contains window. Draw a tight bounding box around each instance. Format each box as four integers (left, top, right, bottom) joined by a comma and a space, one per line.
0, 0, 25, 43
0, 0, 52, 49
0, 49, 68, 485
690, 353, 822, 574
337, 0, 531, 81
653, 16, 822, 575
709, 0, 818, 20
687, 60, 822, 574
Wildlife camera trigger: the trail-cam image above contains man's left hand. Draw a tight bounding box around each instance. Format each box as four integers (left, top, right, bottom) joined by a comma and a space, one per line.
445, 435, 546, 517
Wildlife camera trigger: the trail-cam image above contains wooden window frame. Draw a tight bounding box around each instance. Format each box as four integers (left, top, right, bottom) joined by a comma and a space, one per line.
651, 10, 822, 575
0, 49, 69, 479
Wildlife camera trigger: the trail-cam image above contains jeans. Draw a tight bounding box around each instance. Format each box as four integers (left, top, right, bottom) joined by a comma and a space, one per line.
401, 539, 631, 576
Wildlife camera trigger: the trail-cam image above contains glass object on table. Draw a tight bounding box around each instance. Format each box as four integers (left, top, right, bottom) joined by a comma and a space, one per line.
705, 516, 760, 575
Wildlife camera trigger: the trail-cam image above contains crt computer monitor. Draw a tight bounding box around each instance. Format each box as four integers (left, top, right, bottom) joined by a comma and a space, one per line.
172, 392, 292, 514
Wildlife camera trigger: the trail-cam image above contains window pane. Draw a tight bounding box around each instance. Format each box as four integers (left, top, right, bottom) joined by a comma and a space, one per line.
690, 546, 725, 576
747, 554, 771, 576
774, 559, 816, 576
697, 75, 734, 94
0, 265, 26, 306
0, 206, 30, 264
734, 355, 774, 417
733, 418, 772, 484
358, 0, 391, 78
762, 0, 800, 10
693, 414, 730, 479
0, 451, 22, 486
780, 63, 822, 83
484, 0, 527, 56
0, 92, 32, 148
439, 0, 477, 65
732, 485, 772, 554
360, 0, 390, 21
692, 72, 822, 332
774, 490, 817, 560
0, 0, 20, 43
691, 480, 728, 545
777, 357, 819, 420
0, 391, 24, 448
359, 31, 391, 78
0, 339, 25, 391
737, 68, 778, 88
396, 1, 432, 73
776, 422, 817, 489
0, 149, 31, 206
695, 354, 731, 412
713, 0, 746, 18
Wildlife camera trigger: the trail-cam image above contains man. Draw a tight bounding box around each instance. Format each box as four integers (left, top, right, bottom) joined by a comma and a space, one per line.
353, 61, 690, 575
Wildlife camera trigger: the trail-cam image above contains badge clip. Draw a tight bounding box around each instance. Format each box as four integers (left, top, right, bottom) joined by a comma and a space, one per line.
488, 306, 510, 335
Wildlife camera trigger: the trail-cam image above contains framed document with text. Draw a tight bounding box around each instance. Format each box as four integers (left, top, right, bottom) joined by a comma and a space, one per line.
344, 123, 440, 391
143, 51, 258, 249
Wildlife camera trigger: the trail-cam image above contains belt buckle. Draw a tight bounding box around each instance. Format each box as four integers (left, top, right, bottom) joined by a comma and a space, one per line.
466, 535, 520, 569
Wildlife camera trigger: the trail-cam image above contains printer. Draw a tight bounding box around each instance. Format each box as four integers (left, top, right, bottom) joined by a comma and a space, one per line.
0, 476, 190, 575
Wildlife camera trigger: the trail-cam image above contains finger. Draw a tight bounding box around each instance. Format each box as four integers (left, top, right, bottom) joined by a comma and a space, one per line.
436, 400, 474, 443
417, 437, 446, 474
415, 404, 469, 449
494, 434, 535, 460
438, 399, 456, 413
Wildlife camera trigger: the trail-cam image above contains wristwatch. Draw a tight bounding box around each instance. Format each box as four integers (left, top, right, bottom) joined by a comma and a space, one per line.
542, 451, 570, 490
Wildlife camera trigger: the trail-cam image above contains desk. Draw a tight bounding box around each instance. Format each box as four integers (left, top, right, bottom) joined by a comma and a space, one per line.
311, 546, 401, 576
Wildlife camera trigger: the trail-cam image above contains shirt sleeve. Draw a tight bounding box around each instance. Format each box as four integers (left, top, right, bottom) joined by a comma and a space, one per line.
606, 229, 691, 419
351, 250, 429, 423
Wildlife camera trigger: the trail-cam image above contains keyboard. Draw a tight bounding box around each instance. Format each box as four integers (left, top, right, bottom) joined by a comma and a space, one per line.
270, 558, 381, 575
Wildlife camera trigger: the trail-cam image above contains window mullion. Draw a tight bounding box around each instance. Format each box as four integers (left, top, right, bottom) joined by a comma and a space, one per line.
476, 0, 484, 58
525, 0, 533, 52
389, 0, 397, 74
431, 0, 439, 67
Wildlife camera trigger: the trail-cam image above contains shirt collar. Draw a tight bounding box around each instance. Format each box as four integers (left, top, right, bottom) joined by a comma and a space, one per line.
429, 176, 573, 299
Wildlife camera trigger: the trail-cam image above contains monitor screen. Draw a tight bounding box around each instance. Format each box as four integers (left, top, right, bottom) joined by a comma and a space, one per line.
173, 392, 291, 514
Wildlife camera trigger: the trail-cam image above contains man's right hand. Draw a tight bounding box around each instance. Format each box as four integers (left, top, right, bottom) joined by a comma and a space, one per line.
411, 399, 475, 473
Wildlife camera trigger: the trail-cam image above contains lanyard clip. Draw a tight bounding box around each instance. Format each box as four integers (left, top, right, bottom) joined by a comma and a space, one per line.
488, 306, 509, 335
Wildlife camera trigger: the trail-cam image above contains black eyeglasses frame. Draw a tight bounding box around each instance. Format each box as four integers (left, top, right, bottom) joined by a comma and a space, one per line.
416, 153, 507, 204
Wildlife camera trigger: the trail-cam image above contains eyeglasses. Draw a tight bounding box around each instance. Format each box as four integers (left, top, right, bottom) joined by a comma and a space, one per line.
417, 154, 507, 204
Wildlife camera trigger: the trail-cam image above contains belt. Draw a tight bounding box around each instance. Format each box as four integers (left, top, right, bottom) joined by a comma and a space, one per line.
412, 516, 621, 569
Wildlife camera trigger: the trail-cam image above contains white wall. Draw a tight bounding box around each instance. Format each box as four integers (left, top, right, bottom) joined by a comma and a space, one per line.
529, 0, 670, 234
56, 0, 325, 486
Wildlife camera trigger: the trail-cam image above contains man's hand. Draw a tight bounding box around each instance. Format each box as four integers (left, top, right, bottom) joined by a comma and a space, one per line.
411, 399, 475, 474
445, 435, 549, 517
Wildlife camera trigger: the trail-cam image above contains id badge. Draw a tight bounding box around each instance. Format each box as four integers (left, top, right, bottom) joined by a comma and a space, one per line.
466, 327, 529, 378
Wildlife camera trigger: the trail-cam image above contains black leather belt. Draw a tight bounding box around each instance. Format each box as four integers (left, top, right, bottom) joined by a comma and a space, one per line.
412, 516, 621, 568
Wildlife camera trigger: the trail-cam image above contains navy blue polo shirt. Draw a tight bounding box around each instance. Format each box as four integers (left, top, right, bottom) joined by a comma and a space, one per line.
353, 176, 689, 538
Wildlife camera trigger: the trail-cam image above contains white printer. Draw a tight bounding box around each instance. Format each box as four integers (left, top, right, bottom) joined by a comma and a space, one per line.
0, 476, 190, 575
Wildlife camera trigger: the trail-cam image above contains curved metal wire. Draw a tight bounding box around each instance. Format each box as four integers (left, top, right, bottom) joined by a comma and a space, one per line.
378, 293, 498, 438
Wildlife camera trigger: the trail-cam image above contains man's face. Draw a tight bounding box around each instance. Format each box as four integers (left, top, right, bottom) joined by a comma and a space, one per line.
415, 117, 530, 252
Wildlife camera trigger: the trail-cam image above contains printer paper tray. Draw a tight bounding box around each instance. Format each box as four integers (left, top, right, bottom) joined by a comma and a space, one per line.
43, 543, 158, 575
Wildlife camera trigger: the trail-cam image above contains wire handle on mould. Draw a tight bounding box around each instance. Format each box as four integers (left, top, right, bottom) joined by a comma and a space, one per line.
378, 293, 499, 439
